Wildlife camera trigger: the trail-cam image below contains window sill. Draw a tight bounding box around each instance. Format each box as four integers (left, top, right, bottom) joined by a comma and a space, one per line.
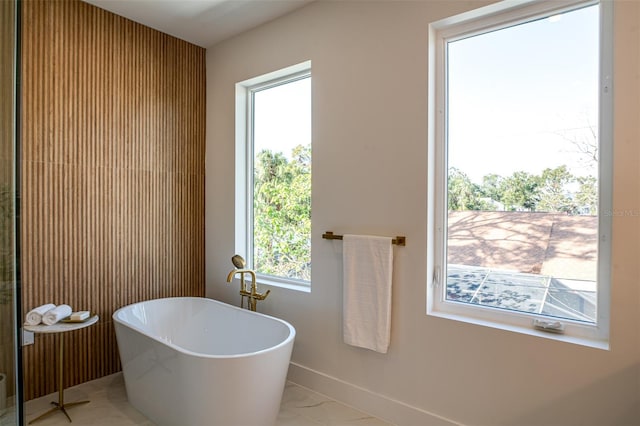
428, 308, 609, 351
256, 274, 311, 293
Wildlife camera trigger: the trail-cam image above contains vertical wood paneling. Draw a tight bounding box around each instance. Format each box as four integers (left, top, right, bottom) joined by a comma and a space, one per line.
21, 0, 206, 400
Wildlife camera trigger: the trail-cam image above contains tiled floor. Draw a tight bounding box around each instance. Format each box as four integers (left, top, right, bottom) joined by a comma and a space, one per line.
0, 406, 16, 426
22, 373, 393, 426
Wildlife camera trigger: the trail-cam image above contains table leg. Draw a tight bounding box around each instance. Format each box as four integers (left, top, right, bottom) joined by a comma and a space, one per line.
29, 333, 90, 424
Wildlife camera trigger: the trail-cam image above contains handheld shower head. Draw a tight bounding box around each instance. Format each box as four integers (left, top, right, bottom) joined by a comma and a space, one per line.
231, 255, 246, 269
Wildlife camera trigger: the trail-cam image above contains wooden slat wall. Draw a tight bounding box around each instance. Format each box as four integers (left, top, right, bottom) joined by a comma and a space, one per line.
21, 0, 206, 400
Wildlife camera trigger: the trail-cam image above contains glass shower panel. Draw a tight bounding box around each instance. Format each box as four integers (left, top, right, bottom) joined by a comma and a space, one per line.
0, 0, 20, 424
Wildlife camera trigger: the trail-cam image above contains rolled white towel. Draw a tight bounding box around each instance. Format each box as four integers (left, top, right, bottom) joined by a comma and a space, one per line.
42, 304, 72, 326
25, 304, 56, 326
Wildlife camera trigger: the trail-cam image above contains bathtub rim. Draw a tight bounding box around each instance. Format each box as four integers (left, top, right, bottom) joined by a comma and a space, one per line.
112, 296, 296, 360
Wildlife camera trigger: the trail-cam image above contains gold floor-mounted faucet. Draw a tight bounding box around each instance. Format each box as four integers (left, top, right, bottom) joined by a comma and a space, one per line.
226, 255, 270, 311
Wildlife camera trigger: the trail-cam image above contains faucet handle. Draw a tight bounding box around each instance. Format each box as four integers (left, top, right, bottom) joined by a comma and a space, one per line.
254, 289, 271, 301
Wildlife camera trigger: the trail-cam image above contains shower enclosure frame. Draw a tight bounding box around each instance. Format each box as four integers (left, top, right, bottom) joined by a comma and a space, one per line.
1, 0, 24, 424
15, 0, 24, 422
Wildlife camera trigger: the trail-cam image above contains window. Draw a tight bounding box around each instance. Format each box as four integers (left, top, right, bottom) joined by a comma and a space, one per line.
236, 62, 312, 291
428, 1, 612, 347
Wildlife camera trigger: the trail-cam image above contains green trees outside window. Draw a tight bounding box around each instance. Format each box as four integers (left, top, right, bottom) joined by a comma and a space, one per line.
448, 165, 598, 215
253, 144, 311, 281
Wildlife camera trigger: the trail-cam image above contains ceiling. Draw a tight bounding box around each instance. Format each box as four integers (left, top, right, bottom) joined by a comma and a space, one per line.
83, 0, 315, 48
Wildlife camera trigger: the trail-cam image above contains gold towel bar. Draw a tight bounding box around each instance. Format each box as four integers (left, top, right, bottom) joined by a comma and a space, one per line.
322, 231, 406, 246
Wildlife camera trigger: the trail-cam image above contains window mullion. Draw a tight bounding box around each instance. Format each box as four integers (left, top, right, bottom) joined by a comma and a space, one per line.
246, 90, 256, 270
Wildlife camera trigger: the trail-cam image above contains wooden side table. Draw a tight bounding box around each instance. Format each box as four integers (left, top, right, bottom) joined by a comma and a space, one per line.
24, 315, 99, 424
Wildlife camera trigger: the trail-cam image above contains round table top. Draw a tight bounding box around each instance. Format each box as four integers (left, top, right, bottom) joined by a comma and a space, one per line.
24, 315, 99, 334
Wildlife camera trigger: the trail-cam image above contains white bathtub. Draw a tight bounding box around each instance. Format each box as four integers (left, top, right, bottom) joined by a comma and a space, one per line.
113, 297, 295, 426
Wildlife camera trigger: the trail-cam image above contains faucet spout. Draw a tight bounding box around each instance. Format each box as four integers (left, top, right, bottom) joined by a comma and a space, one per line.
226, 269, 242, 284
226, 268, 254, 294
228, 269, 257, 287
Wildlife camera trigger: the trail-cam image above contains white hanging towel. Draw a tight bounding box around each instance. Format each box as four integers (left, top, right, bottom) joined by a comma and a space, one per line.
342, 234, 393, 353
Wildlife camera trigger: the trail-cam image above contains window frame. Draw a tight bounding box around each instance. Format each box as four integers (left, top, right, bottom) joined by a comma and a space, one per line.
427, 0, 612, 348
235, 61, 312, 292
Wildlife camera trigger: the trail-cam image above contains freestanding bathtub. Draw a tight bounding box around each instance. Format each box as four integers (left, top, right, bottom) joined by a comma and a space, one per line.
113, 297, 295, 426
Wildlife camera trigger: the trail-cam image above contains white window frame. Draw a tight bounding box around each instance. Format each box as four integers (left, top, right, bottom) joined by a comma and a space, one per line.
235, 61, 312, 293
427, 0, 612, 349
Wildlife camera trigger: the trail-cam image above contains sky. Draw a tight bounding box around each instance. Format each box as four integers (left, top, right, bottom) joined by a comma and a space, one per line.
447, 4, 599, 183
253, 76, 311, 160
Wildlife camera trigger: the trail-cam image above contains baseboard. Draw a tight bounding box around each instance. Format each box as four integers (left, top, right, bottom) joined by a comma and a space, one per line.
287, 362, 462, 426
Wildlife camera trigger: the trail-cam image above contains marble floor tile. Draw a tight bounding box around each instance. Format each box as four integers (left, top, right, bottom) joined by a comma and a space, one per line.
23, 373, 393, 426
279, 383, 391, 426
0, 406, 17, 426
24, 374, 151, 426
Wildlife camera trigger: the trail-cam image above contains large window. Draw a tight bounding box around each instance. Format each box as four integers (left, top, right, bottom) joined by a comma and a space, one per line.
236, 62, 312, 290
428, 1, 612, 347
